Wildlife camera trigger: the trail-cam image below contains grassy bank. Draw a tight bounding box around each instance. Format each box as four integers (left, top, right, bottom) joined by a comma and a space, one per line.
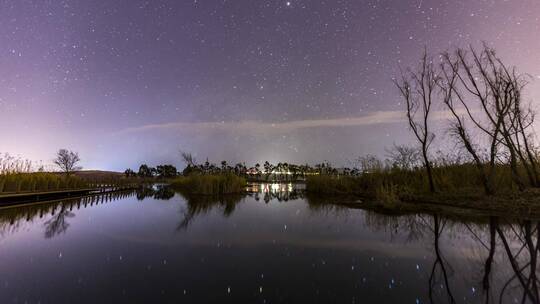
306, 168, 540, 219
0, 173, 88, 194
170, 174, 247, 195
0, 172, 146, 195
306, 163, 525, 205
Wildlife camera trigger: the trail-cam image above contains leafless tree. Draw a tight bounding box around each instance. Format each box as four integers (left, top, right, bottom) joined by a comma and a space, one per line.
439, 49, 495, 194
355, 154, 384, 173
440, 44, 538, 193
53, 149, 81, 176
505, 72, 539, 187
394, 49, 439, 192
180, 150, 196, 167
385, 144, 421, 170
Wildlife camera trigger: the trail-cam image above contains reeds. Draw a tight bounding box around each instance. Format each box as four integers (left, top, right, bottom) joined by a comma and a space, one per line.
0, 173, 87, 194
305, 175, 358, 195
305, 162, 527, 201
0, 153, 33, 174
0, 153, 88, 194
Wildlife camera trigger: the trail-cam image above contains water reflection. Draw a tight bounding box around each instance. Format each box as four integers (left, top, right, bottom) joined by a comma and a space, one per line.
0, 187, 172, 239
176, 192, 244, 230
44, 206, 75, 238
136, 184, 175, 200
0, 184, 540, 303
495, 220, 540, 303
247, 182, 305, 203
428, 215, 456, 304
0, 190, 131, 237
360, 212, 540, 303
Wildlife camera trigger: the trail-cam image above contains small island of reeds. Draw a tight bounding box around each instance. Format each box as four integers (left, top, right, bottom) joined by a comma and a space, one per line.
169, 174, 246, 195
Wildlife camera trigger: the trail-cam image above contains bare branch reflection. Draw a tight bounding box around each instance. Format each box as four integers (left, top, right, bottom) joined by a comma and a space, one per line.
44, 205, 74, 238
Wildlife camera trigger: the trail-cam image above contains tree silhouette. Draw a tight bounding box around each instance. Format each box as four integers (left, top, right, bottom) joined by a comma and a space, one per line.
53, 149, 82, 176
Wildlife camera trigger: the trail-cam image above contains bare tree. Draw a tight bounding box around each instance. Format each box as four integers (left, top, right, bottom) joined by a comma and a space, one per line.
355, 154, 383, 173
440, 43, 538, 193
394, 49, 438, 192
53, 149, 81, 176
503, 68, 539, 187
180, 150, 196, 167
385, 144, 421, 170
439, 50, 494, 194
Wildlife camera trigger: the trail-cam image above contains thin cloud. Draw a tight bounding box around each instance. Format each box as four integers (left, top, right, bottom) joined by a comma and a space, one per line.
114, 110, 458, 135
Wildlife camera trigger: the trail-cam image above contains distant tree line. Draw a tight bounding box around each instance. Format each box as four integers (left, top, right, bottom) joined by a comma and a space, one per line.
124, 164, 178, 179
177, 151, 424, 181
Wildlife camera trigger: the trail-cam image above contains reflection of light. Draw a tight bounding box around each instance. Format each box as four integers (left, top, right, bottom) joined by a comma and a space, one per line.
269, 171, 293, 175
256, 183, 294, 193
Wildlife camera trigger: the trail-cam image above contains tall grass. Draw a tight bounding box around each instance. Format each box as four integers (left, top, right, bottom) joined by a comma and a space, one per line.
306, 163, 523, 202
305, 175, 359, 195
0, 173, 88, 194
0, 153, 33, 174
1, 153, 87, 194
170, 174, 247, 195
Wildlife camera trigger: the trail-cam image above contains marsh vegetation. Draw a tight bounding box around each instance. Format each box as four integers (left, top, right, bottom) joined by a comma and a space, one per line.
0, 150, 141, 196
170, 174, 247, 195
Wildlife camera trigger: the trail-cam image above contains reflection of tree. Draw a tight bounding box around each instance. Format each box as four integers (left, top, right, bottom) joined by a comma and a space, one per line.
0, 190, 136, 238
362, 211, 426, 242
136, 187, 156, 200
135, 185, 175, 200
44, 205, 74, 238
175, 192, 244, 230
479, 217, 497, 304
495, 220, 540, 303
299, 192, 540, 304
153, 185, 175, 200
427, 214, 456, 304
305, 197, 350, 215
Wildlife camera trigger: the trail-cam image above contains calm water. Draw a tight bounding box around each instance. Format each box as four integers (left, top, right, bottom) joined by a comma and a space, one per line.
0, 184, 538, 303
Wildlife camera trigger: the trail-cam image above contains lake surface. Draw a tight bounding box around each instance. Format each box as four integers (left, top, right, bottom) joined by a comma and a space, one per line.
0, 183, 538, 303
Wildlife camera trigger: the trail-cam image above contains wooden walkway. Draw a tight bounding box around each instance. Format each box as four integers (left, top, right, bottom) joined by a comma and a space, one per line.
0, 187, 137, 206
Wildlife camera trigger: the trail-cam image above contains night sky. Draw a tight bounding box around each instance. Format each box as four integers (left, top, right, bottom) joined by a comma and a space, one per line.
1, 0, 539, 171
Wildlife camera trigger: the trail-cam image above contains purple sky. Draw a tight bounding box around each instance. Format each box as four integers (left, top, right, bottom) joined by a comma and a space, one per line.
1, 0, 539, 171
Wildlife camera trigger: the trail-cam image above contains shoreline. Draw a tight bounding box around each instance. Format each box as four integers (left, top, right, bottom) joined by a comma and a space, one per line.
308, 191, 540, 221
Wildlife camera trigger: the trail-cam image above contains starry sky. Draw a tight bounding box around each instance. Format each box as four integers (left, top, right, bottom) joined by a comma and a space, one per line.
1, 0, 539, 171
